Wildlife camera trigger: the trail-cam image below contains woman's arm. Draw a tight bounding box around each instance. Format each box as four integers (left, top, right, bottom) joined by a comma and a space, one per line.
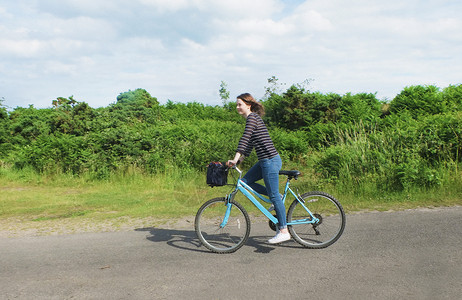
236, 114, 257, 157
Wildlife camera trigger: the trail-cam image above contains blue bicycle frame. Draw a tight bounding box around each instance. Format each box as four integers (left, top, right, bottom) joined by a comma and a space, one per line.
220, 166, 319, 228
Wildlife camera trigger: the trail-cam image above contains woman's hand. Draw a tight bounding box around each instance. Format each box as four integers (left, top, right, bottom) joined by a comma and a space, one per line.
227, 159, 238, 167
227, 154, 244, 167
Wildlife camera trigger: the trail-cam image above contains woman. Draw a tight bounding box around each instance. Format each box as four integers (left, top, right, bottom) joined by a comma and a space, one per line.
227, 93, 290, 244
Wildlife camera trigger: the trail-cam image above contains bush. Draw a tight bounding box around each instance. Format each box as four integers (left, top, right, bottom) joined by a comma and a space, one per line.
417, 112, 462, 163
389, 85, 444, 117
13, 133, 88, 174
442, 84, 462, 112
1, 84, 460, 193
270, 128, 309, 159
0, 102, 11, 157
263, 86, 382, 130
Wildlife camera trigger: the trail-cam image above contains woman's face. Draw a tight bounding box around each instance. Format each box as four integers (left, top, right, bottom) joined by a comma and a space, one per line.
236, 98, 251, 117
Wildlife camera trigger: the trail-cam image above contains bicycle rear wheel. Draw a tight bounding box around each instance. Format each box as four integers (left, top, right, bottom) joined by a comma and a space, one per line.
287, 191, 345, 248
195, 197, 250, 253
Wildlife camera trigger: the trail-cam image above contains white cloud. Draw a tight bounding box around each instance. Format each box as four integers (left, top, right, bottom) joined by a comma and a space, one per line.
139, 0, 192, 12
0, 38, 42, 58
212, 0, 282, 17
0, 0, 461, 109
285, 7, 333, 32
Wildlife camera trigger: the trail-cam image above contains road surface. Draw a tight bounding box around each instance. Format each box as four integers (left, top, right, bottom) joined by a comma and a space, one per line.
1, 206, 461, 299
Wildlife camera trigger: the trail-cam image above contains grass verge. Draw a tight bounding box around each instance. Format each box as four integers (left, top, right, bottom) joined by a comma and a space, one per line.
1, 167, 461, 237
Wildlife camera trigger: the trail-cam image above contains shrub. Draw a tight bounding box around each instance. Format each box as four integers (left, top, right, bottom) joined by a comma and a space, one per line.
442, 84, 462, 112
417, 112, 462, 163
1, 84, 460, 193
389, 85, 444, 117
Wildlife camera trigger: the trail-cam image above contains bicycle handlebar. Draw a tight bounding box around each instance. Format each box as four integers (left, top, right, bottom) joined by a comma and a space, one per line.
228, 164, 243, 180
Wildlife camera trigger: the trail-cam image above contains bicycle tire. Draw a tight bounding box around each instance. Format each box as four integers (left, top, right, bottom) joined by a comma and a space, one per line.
287, 191, 345, 248
195, 197, 251, 253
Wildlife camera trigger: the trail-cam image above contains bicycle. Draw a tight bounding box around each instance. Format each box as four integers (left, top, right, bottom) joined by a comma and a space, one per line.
195, 165, 346, 253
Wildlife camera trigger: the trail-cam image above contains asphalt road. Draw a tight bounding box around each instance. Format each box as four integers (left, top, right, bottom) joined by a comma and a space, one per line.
1, 206, 461, 299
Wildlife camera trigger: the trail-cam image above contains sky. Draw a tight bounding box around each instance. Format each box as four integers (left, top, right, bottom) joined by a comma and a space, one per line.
1, 0, 461, 109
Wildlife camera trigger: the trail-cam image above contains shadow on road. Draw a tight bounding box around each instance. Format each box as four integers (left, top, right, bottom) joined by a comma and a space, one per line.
135, 227, 208, 253
135, 227, 300, 254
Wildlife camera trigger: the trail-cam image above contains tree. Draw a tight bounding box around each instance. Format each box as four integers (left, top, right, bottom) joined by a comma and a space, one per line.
116, 89, 158, 108
219, 81, 230, 106
52, 96, 78, 111
264, 76, 286, 99
50, 96, 96, 135
0, 97, 7, 119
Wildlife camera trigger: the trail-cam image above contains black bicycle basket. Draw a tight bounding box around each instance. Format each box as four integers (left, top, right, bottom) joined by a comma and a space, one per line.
206, 162, 228, 187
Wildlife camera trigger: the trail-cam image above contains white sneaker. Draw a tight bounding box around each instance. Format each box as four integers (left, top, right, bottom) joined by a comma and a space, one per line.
267, 232, 291, 244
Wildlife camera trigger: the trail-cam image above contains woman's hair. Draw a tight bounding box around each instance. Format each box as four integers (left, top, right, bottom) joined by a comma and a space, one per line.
237, 93, 265, 116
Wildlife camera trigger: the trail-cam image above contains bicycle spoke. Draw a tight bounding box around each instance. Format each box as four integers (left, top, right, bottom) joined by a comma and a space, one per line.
288, 192, 345, 248
195, 198, 250, 253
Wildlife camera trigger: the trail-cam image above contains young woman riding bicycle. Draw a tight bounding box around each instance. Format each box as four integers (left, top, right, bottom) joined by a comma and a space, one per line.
227, 93, 290, 244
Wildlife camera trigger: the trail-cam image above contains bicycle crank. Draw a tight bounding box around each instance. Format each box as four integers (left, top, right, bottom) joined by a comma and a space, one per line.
268, 214, 277, 231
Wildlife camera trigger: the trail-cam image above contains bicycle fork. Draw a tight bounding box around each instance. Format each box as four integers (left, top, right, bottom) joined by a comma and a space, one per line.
220, 191, 238, 228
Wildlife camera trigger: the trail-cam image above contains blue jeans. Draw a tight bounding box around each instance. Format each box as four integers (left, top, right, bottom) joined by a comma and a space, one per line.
242, 155, 286, 229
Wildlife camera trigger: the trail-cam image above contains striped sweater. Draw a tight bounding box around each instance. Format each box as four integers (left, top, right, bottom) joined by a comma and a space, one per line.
237, 112, 279, 160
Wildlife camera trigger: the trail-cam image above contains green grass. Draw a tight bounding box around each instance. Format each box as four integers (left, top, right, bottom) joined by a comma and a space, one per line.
1, 166, 461, 232
0, 167, 230, 226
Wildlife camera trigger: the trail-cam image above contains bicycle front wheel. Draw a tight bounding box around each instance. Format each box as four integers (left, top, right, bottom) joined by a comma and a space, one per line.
195, 197, 250, 253
287, 191, 345, 248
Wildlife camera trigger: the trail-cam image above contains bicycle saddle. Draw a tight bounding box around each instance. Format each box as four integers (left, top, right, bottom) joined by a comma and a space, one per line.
279, 170, 301, 179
